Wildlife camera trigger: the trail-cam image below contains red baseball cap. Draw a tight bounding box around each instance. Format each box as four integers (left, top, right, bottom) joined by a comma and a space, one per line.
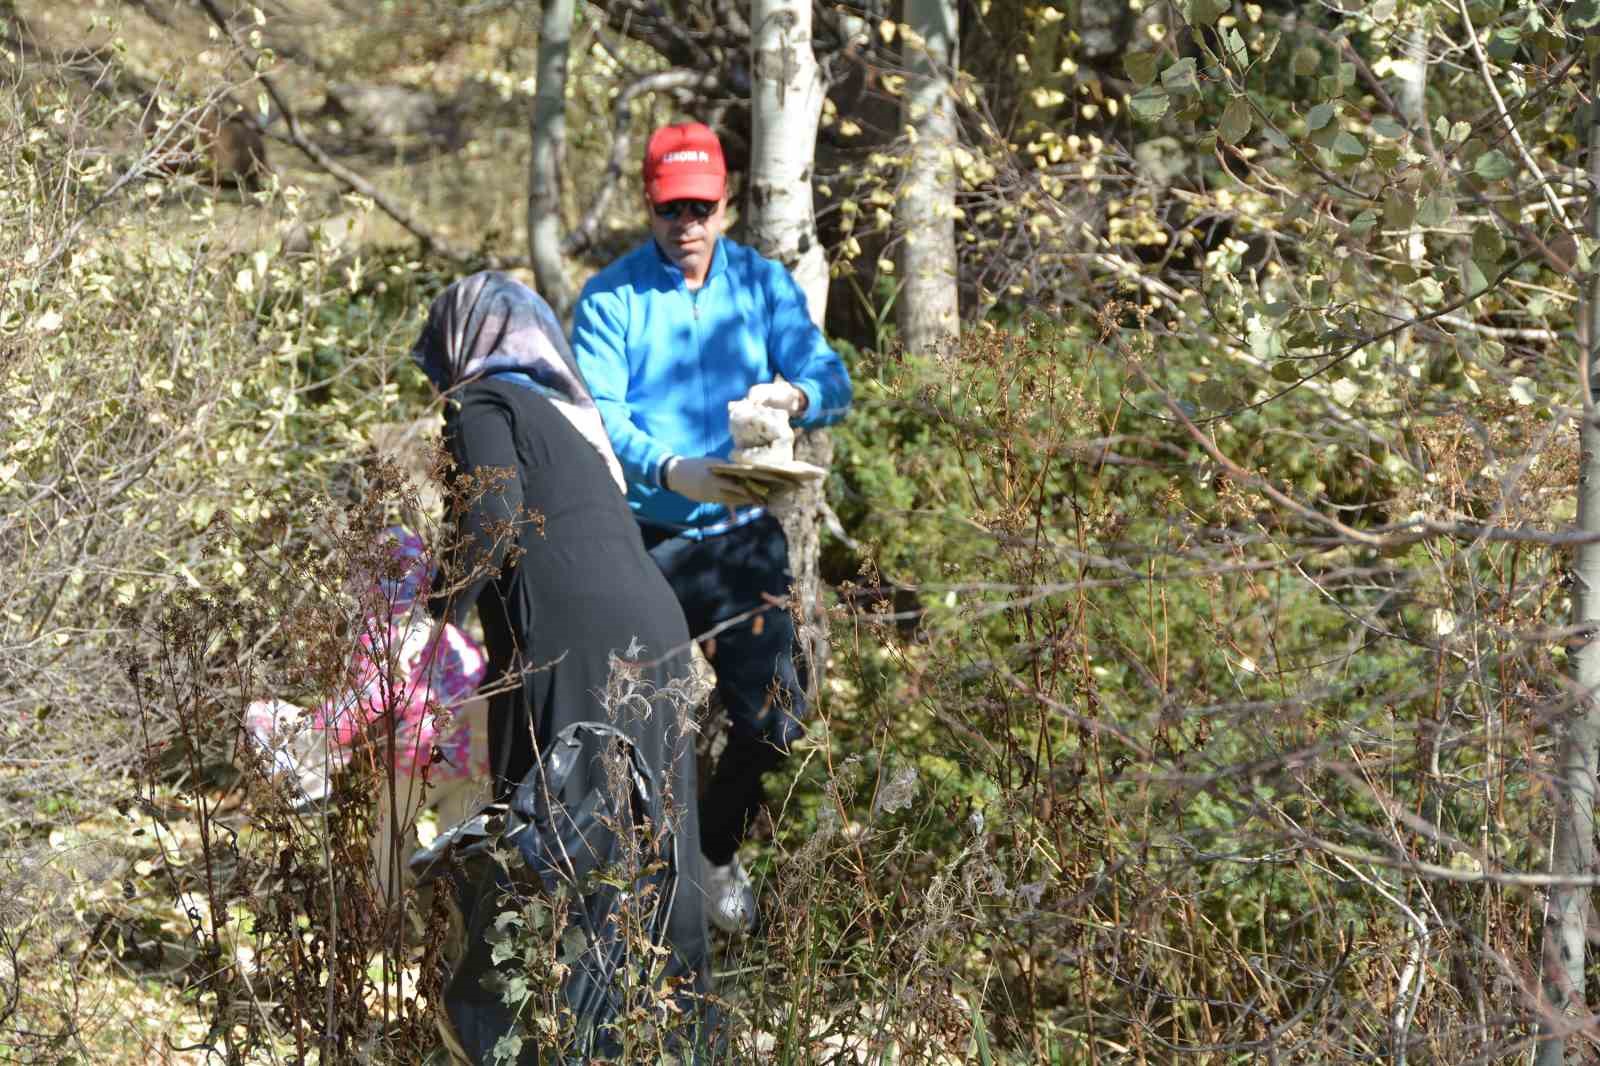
643, 122, 726, 204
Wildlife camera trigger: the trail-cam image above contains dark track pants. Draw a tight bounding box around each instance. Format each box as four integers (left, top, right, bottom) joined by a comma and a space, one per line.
640, 514, 808, 865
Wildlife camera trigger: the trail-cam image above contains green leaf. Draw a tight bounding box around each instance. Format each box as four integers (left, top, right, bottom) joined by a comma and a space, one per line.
1412, 276, 1445, 304
1130, 86, 1170, 121
1125, 52, 1160, 85
1415, 191, 1454, 227
1383, 191, 1415, 229
1332, 131, 1366, 160
1249, 319, 1286, 359
1474, 149, 1514, 181
1371, 145, 1400, 170
1219, 97, 1252, 142
1472, 223, 1506, 262
1575, 238, 1595, 274
1197, 378, 1236, 408
1271, 360, 1302, 383
1162, 57, 1200, 95
1306, 102, 1336, 131
1371, 116, 1406, 140
1462, 259, 1490, 297
1187, 0, 1229, 26
1224, 28, 1249, 70
972, 998, 995, 1066
1291, 45, 1321, 76
492, 1033, 525, 1065
1350, 210, 1378, 235
1488, 26, 1521, 61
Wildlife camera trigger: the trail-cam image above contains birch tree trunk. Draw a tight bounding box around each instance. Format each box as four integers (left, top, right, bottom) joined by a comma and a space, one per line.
1536, 63, 1600, 1066
527, 0, 575, 320
895, 0, 959, 360
748, 0, 826, 323
749, 0, 829, 703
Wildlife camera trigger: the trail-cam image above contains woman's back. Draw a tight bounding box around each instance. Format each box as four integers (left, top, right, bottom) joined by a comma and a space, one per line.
413, 271, 715, 1062
444, 379, 683, 633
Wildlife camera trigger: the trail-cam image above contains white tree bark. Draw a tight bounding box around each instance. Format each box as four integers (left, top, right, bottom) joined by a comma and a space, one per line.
749, 0, 829, 701
1537, 53, 1600, 1066
748, 0, 827, 326
895, 0, 960, 360
527, 0, 576, 319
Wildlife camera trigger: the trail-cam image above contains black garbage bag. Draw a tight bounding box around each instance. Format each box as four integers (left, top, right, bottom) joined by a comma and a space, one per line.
412, 721, 703, 1064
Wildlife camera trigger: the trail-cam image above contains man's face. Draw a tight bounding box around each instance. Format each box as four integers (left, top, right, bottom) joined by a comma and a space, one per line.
647, 195, 726, 284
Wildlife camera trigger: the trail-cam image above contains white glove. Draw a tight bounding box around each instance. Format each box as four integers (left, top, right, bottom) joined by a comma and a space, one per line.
664, 456, 766, 506
745, 380, 808, 416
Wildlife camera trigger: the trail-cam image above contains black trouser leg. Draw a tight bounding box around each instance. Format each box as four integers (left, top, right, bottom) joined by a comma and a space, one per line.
698, 731, 786, 867
642, 515, 810, 863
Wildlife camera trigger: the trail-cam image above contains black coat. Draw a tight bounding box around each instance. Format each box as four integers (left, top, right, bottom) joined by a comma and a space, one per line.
435, 378, 713, 1058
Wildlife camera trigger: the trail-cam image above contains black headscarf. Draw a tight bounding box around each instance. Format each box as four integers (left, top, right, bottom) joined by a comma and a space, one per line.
411, 271, 624, 491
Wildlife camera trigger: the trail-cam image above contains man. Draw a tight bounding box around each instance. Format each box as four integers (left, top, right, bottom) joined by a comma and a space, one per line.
571, 121, 852, 933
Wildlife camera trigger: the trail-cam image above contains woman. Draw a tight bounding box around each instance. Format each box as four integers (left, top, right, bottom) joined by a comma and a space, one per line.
411, 271, 713, 1062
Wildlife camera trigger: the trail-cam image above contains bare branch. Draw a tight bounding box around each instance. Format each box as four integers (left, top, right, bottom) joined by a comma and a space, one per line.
192, 0, 526, 269
562, 69, 719, 257
1457, 0, 1573, 234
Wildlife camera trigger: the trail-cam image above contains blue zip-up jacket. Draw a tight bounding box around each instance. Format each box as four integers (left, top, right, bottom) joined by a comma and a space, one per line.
571, 236, 853, 531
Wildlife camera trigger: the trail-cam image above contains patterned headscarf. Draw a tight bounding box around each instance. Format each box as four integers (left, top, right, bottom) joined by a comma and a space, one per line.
411, 272, 625, 492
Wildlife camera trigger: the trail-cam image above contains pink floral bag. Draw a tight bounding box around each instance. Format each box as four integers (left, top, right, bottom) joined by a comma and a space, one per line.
246, 527, 489, 803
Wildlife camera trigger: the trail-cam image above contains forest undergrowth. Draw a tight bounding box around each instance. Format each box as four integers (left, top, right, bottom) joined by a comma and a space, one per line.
1, 8, 1588, 1066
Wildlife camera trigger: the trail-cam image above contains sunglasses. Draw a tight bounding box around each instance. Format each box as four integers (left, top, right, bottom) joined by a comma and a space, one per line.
653, 199, 718, 222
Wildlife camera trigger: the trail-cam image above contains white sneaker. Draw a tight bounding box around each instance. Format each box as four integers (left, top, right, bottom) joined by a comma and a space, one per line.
704, 857, 757, 935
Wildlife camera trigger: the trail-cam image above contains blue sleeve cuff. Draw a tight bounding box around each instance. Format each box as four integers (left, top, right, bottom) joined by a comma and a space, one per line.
794, 380, 825, 428
650, 452, 675, 490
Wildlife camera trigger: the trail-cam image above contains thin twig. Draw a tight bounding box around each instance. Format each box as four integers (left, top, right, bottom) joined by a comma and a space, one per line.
562, 69, 718, 256
1457, 0, 1573, 234
1301, 834, 1600, 887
